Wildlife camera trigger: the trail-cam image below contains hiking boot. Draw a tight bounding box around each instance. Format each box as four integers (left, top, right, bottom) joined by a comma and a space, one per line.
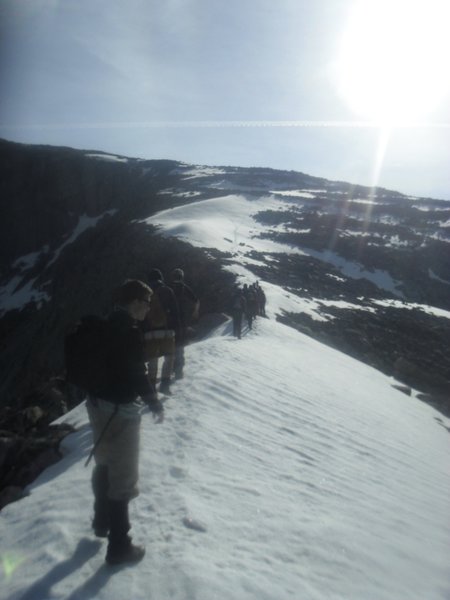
174, 369, 184, 380
105, 499, 145, 566
159, 379, 172, 395
106, 539, 146, 566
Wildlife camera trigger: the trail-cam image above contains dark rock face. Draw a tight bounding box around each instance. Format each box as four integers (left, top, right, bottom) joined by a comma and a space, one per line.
0, 380, 75, 509
0, 138, 449, 421
0, 140, 236, 405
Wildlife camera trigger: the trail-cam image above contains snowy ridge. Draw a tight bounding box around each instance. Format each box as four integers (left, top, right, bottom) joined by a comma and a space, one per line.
1, 317, 449, 599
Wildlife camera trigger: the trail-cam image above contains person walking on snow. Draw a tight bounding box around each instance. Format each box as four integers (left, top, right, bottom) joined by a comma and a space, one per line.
143, 269, 180, 395
86, 279, 164, 566
170, 268, 200, 379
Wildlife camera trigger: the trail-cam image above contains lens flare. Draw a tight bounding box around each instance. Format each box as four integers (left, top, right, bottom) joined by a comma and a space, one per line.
2, 553, 26, 581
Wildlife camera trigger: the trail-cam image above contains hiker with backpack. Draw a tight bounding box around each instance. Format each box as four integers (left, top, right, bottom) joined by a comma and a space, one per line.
170, 268, 200, 379
143, 269, 181, 396
74, 279, 164, 566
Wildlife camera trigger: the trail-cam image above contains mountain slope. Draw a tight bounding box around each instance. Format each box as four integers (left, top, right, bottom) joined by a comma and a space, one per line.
0, 139, 449, 411
1, 316, 449, 600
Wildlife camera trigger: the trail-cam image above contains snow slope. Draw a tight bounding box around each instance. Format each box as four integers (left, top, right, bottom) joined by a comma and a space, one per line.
1, 316, 449, 600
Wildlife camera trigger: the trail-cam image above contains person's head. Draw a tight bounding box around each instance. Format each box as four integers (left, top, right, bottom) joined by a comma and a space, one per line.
114, 279, 153, 321
148, 268, 164, 284
171, 268, 184, 283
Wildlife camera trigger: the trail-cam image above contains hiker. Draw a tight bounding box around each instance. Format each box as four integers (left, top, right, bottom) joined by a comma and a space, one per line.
170, 268, 200, 379
243, 284, 258, 330
255, 281, 267, 316
86, 279, 164, 566
143, 269, 180, 395
231, 287, 246, 339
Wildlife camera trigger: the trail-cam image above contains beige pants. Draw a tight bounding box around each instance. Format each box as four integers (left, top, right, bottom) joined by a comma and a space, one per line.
145, 330, 175, 386
86, 399, 141, 501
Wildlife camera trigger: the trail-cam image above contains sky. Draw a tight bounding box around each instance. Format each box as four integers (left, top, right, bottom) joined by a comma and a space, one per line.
1, 0, 450, 199
1, 316, 450, 599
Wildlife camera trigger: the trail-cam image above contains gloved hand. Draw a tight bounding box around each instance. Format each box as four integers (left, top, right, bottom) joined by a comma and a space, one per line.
142, 393, 164, 423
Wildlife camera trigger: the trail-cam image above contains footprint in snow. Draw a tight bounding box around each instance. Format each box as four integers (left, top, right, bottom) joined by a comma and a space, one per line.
182, 516, 207, 533
170, 466, 186, 479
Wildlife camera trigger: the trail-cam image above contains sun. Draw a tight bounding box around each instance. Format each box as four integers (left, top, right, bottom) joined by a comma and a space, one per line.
336, 0, 450, 125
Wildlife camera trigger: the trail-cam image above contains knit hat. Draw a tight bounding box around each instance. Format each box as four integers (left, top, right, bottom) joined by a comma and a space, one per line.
148, 268, 164, 282
171, 268, 184, 282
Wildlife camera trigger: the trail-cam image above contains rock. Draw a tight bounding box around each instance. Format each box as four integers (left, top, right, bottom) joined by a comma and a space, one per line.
0, 423, 74, 511
0, 486, 25, 510
391, 384, 412, 396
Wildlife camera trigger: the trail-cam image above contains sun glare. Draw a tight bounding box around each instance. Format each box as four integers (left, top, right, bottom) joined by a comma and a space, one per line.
336, 0, 450, 125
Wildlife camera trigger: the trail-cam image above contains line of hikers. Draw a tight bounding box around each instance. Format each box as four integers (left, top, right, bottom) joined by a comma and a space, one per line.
231, 281, 266, 339
143, 267, 200, 399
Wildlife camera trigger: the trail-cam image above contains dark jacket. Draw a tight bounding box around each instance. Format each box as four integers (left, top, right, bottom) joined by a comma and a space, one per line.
171, 281, 198, 328
101, 308, 152, 403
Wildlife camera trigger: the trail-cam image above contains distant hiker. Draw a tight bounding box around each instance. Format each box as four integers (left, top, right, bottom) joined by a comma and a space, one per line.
255, 281, 266, 316
243, 284, 258, 330
231, 287, 246, 339
143, 268, 180, 395
85, 279, 164, 566
170, 268, 200, 379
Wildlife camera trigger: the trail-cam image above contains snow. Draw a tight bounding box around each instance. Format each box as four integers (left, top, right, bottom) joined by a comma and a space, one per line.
429, 269, 450, 286
347, 198, 381, 205
12, 252, 41, 271
141, 194, 296, 256
0, 275, 50, 315
172, 166, 228, 179
47, 212, 117, 268
412, 205, 450, 212
142, 194, 405, 297
0, 212, 119, 315
158, 189, 202, 199
271, 190, 316, 199
372, 299, 450, 320
0, 250, 50, 313
1, 316, 449, 600
85, 153, 128, 163
295, 247, 404, 297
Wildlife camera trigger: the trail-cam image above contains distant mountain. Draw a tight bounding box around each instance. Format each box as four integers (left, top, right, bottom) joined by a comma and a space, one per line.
0, 138, 449, 414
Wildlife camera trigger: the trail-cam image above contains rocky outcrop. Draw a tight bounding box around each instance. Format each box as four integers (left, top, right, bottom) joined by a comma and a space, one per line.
0, 381, 75, 510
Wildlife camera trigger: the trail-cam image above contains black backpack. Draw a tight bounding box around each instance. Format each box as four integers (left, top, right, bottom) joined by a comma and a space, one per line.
64, 315, 114, 396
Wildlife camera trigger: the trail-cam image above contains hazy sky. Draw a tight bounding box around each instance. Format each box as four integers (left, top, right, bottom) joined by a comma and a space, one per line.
1, 0, 449, 199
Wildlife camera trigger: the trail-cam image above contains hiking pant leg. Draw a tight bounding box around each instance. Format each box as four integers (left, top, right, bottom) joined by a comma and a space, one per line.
105, 415, 141, 501
161, 353, 174, 381
147, 356, 159, 388
87, 401, 141, 502
173, 343, 185, 377
160, 336, 175, 382
92, 464, 109, 532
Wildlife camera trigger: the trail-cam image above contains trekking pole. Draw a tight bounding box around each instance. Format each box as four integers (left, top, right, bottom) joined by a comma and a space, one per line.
84, 404, 119, 467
